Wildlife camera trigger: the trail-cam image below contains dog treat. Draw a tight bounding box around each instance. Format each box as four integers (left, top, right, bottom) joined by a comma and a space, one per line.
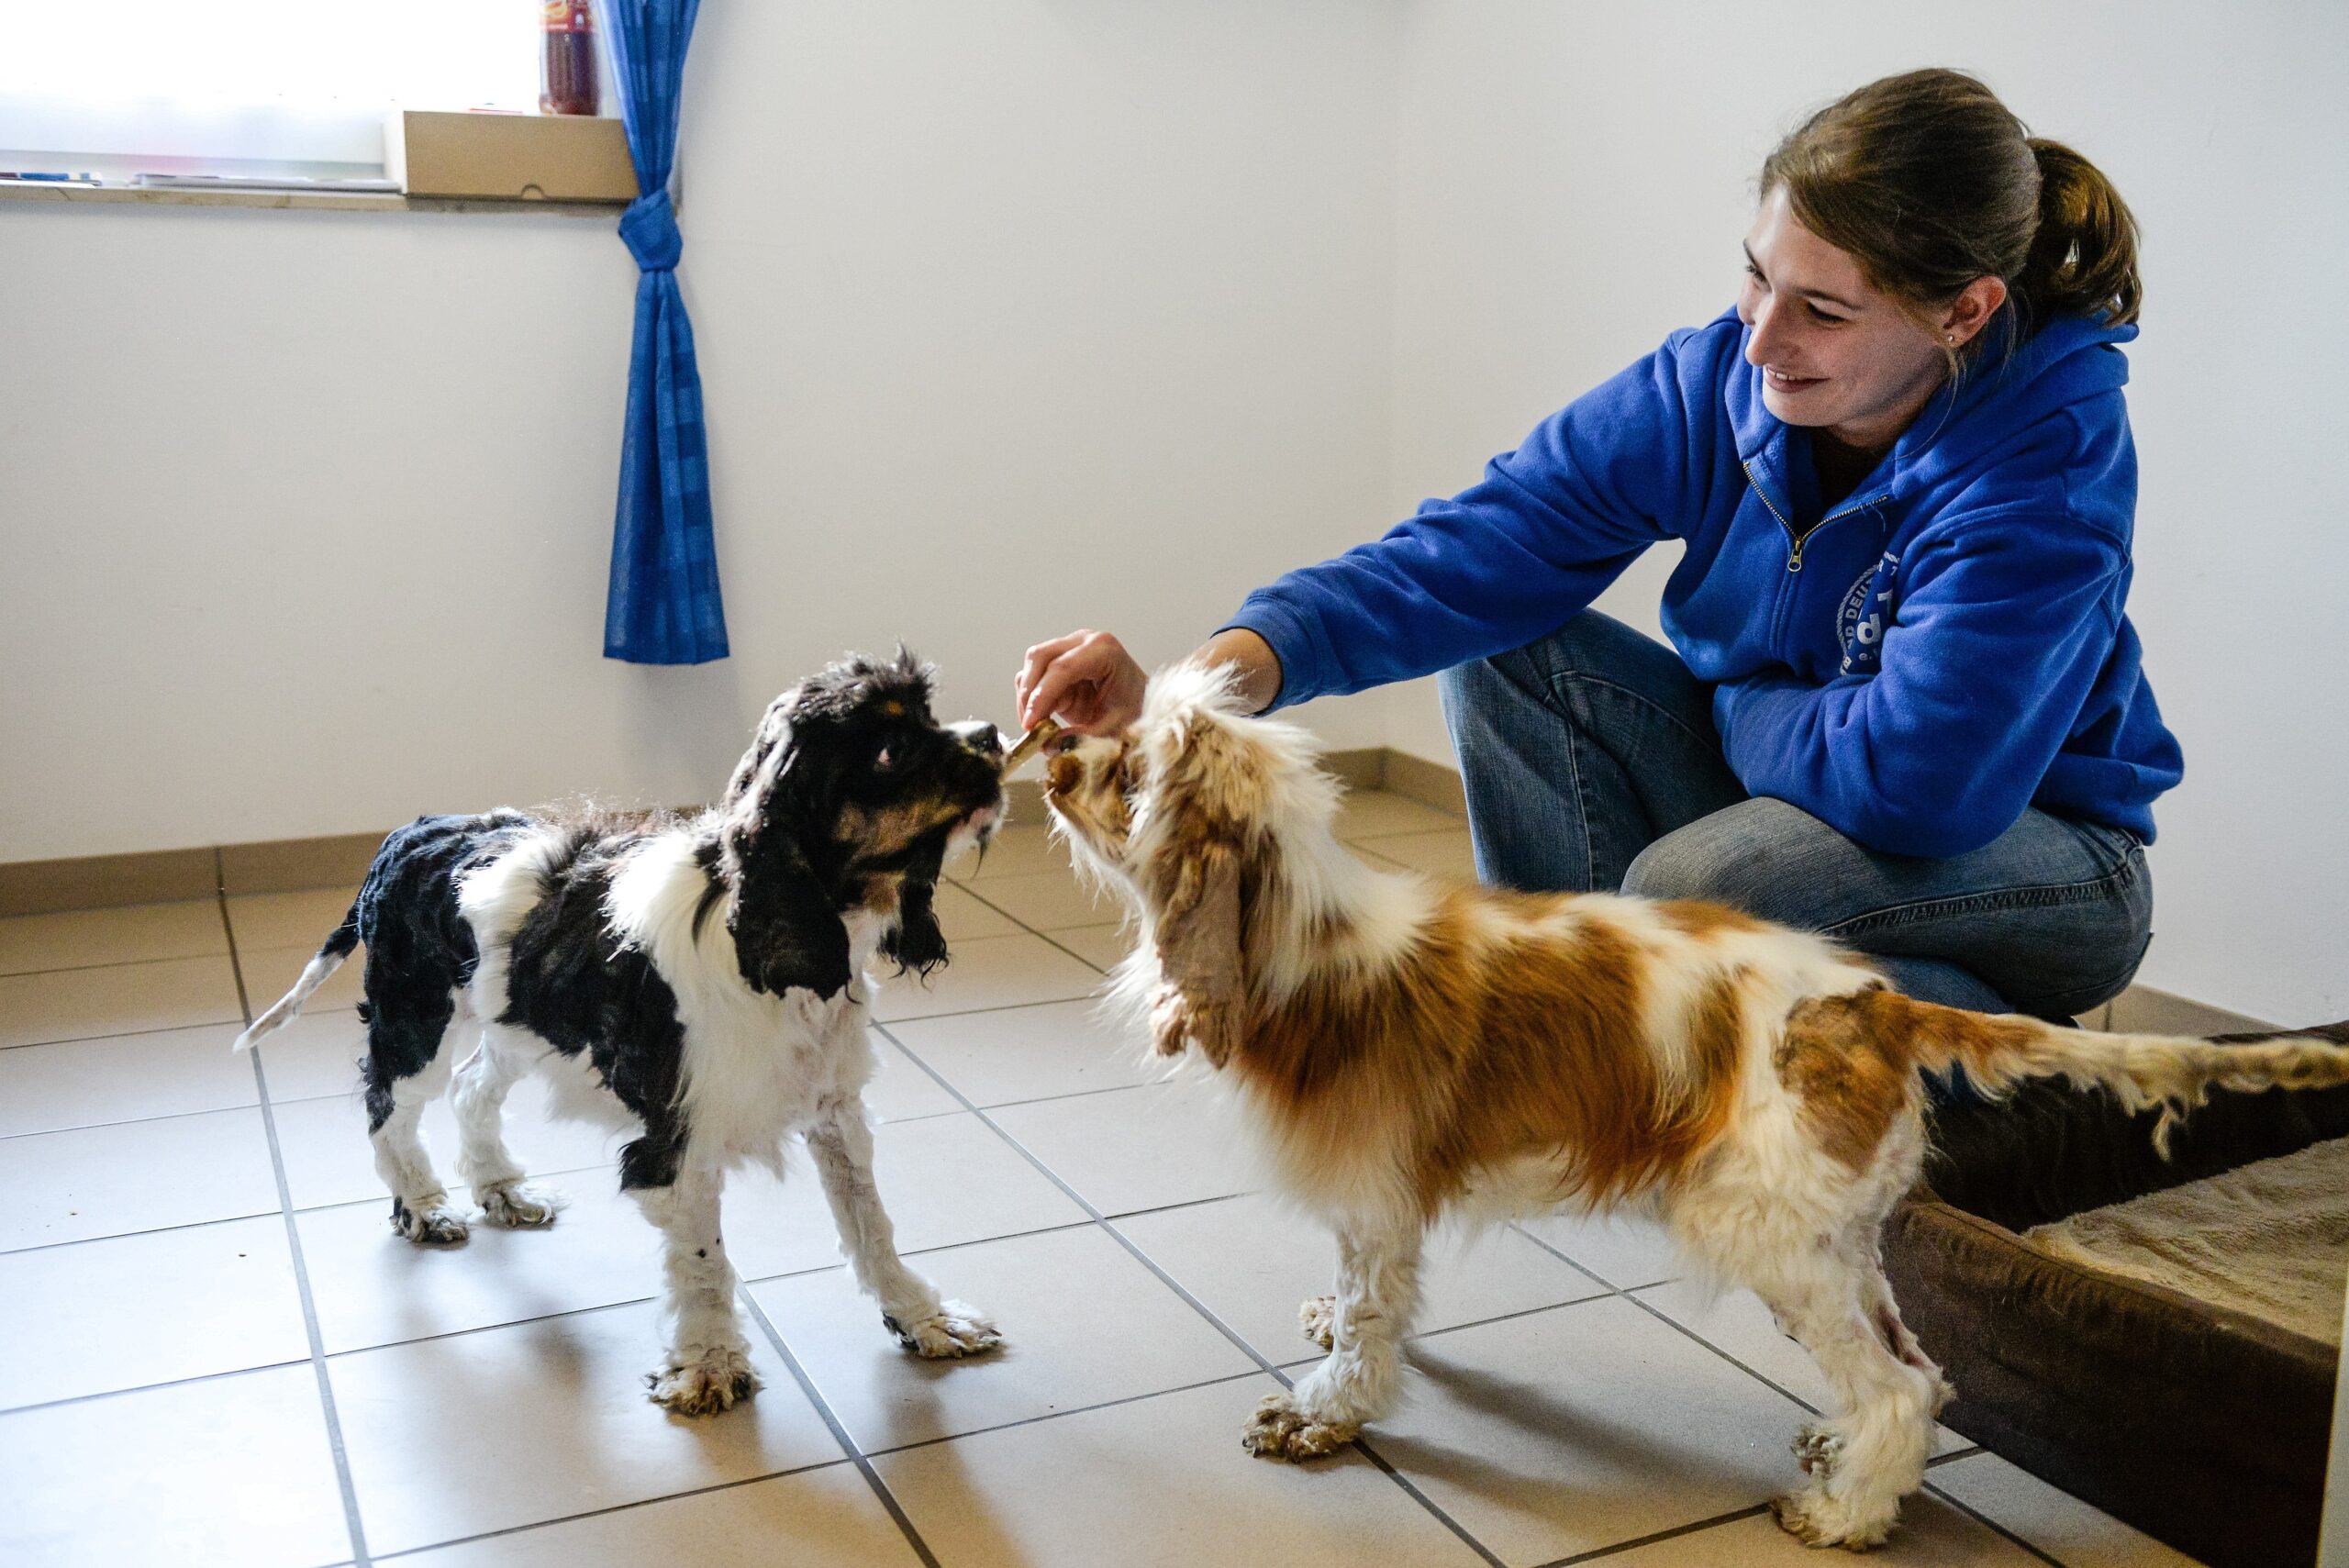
1000, 717, 1064, 773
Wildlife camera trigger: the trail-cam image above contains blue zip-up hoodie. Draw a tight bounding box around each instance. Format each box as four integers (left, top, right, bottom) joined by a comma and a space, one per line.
1228, 308, 2183, 859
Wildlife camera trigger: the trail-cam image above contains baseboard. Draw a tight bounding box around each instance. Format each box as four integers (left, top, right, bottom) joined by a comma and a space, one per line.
2101, 984, 2275, 1037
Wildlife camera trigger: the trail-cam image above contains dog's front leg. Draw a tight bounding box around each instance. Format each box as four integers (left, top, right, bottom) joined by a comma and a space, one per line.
632, 1162, 760, 1416
806, 1102, 1002, 1359
1245, 1218, 1423, 1462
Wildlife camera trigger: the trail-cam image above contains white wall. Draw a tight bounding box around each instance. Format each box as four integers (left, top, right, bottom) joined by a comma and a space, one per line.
1380, 1, 2349, 1024
4, 0, 2342, 1023
0, 0, 1401, 862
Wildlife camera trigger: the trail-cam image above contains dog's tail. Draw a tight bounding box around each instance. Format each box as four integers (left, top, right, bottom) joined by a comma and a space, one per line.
1841, 989, 2349, 1154
232, 906, 362, 1052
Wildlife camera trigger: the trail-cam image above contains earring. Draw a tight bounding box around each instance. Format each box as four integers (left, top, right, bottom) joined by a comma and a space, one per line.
1946, 333, 1958, 345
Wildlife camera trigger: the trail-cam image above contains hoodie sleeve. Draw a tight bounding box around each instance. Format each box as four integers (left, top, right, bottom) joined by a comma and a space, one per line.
1224, 328, 1725, 708
1714, 510, 2126, 859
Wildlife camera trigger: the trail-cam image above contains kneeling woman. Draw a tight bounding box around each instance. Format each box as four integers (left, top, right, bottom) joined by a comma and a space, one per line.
1018, 69, 2181, 1026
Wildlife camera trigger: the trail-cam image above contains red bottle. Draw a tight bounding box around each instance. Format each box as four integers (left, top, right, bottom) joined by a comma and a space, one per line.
540, 3, 600, 117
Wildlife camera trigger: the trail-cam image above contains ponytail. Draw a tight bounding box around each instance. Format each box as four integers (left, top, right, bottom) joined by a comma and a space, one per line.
2018, 139, 2143, 328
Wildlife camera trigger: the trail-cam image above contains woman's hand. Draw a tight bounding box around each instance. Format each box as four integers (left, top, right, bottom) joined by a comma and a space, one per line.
1015, 628, 1284, 736
1016, 630, 1150, 735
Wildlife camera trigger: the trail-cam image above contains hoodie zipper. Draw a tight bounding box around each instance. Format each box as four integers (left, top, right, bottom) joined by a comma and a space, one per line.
1742, 459, 1889, 573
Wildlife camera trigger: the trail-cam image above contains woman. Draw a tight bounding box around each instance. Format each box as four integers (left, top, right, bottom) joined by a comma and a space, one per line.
1016, 69, 2180, 1024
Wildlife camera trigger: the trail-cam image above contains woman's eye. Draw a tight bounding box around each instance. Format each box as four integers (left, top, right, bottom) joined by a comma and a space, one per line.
1808, 304, 1846, 325
1743, 261, 1765, 285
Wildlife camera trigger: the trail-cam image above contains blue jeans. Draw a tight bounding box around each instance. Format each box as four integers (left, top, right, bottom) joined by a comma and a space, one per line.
1436, 612, 2153, 1022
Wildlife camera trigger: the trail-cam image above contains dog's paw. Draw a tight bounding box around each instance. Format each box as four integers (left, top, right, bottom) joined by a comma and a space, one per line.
1793, 1422, 1843, 1479
646, 1347, 760, 1417
1241, 1392, 1355, 1462
1298, 1294, 1337, 1351
1771, 1485, 1897, 1552
882, 1301, 1003, 1360
390, 1196, 469, 1245
477, 1182, 563, 1229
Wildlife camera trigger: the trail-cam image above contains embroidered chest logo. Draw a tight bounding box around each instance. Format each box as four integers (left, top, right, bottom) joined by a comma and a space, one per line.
1836, 550, 1900, 675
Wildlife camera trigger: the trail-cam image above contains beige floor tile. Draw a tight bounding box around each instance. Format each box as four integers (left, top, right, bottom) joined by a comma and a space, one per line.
399, 1462, 918, 1568
0, 1106, 281, 1251
878, 1373, 1490, 1568
934, 881, 1019, 941
1358, 828, 1480, 884
1366, 1296, 1808, 1565
0, 1362, 351, 1568
0, 954, 244, 1048
865, 1035, 964, 1121
943, 822, 1073, 883
0, 898, 228, 977
987, 1080, 1253, 1216
885, 997, 1162, 1107
331, 1299, 842, 1556
250, 1007, 371, 1101
1603, 1492, 2045, 1565
0, 1215, 308, 1410
270, 1074, 630, 1210
871, 933, 1103, 1023
1633, 1280, 1969, 1457
297, 1182, 662, 1354
1335, 789, 1466, 840
1118, 1196, 1606, 1366
959, 868, 1123, 931
226, 885, 360, 954
1927, 1451, 2209, 1568
0, 1021, 255, 1136
1515, 1207, 1681, 1288
239, 941, 365, 1014
725, 1111, 1087, 1281
755, 1224, 1254, 1453
1048, 924, 1132, 972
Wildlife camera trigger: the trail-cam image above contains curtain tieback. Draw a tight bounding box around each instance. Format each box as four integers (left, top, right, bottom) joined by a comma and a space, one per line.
618, 189, 683, 273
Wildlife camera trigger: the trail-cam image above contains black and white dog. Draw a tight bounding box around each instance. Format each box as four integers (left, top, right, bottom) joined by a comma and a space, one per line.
235, 651, 1008, 1413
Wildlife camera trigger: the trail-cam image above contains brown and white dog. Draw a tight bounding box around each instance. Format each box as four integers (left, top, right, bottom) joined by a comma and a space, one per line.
1041, 662, 2349, 1551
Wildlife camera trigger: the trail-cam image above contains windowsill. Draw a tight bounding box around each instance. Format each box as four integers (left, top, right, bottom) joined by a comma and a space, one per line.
0, 183, 627, 217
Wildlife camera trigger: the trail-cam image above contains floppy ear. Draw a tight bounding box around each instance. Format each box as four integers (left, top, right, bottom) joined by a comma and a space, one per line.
718, 701, 852, 999
879, 834, 952, 978
1144, 828, 1249, 1067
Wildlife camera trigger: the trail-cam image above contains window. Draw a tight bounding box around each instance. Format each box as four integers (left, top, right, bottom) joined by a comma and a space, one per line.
0, 2, 557, 183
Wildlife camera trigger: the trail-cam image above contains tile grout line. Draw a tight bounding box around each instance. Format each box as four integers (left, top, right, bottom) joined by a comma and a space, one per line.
873, 1018, 1511, 1568
361, 1457, 858, 1564
733, 1287, 943, 1568
1536, 1502, 1772, 1565
0, 1354, 319, 1419
1919, 1478, 2071, 1568
222, 879, 373, 1568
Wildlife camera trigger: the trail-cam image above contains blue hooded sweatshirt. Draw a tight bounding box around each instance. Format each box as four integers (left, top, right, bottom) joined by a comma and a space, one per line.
1227, 308, 2183, 859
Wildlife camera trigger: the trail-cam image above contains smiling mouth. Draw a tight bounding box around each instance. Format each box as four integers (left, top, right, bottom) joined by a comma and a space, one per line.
1765, 367, 1825, 390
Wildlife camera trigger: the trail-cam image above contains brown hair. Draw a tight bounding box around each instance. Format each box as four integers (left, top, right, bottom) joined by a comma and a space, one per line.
1760, 69, 2141, 363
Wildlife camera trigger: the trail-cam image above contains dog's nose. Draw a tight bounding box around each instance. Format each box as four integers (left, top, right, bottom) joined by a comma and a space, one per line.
951, 720, 1002, 755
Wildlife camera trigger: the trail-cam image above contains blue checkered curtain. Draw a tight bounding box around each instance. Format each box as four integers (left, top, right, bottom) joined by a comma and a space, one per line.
602, 0, 728, 663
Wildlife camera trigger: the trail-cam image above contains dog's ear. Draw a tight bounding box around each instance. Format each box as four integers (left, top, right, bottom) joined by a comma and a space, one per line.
880, 834, 952, 978
717, 697, 852, 998
1145, 828, 1247, 1065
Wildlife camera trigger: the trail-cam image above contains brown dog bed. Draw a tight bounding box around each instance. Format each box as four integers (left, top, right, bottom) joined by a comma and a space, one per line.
1884, 1022, 2349, 1568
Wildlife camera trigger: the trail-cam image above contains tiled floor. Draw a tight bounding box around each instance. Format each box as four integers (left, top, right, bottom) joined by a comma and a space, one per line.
0, 793, 2205, 1567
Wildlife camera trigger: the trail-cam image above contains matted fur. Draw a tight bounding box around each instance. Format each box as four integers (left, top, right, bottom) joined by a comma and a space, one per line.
1044, 662, 2349, 1550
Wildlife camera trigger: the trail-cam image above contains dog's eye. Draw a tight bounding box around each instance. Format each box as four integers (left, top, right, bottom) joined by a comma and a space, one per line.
874, 746, 896, 773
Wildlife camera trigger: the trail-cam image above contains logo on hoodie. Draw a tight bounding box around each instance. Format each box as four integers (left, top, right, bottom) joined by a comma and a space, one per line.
1837, 550, 1900, 675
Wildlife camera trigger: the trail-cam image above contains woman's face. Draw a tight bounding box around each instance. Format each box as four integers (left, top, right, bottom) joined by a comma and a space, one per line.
1737, 185, 1950, 450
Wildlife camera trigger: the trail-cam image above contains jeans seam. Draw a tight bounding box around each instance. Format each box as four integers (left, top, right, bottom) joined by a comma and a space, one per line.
1820, 854, 2143, 940
1550, 672, 1718, 759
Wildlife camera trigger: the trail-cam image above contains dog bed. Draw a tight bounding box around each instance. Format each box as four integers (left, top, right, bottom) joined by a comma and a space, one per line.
1883, 1022, 2349, 1568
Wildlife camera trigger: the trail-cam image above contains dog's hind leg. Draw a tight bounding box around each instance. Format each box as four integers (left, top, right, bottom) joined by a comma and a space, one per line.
1246, 1216, 1423, 1462
364, 1017, 467, 1245
451, 1026, 560, 1228
806, 1099, 1001, 1359
1756, 1246, 1940, 1551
